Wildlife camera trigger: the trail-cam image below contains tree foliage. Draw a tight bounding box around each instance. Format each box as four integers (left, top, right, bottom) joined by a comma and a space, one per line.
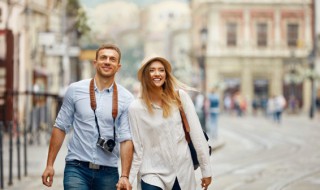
66, 0, 90, 38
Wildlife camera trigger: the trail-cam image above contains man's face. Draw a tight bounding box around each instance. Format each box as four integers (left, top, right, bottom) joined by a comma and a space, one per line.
94, 48, 121, 78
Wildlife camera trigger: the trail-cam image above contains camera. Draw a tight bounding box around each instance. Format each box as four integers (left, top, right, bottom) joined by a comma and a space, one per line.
96, 137, 116, 152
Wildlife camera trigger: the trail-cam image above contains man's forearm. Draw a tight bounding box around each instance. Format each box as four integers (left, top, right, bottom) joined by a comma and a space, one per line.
120, 140, 133, 177
46, 127, 66, 167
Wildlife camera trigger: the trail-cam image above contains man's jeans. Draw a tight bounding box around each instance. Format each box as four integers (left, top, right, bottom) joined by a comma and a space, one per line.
64, 160, 119, 190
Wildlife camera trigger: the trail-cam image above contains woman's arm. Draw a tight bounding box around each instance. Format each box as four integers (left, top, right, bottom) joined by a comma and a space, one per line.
179, 90, 212, 178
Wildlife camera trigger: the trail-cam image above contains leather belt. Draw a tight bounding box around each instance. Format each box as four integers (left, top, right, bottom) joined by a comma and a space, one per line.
67, 160, 113, 170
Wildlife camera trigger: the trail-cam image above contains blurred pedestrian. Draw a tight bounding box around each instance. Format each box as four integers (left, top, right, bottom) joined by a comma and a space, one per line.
260, 95, 268, 116
42, 44, 134, 190
267, 95, 275, 120
316, 95, 320, 112
288, 95, 298, 113
273, 94, 286, 123
207, 87, 219, 140
233, 91, 245, 117
195, 92, 206, 130
252, 96, 260, 116
223, 93, 232, 115
128, 56, 212, 190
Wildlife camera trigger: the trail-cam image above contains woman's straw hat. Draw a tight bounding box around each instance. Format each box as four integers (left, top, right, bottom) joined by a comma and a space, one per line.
137, 55, 172, 81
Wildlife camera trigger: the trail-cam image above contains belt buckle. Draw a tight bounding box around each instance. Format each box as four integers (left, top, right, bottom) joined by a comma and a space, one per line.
89, 162, 100, 170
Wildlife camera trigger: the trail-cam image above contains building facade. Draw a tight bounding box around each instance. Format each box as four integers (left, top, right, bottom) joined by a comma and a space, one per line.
192, 0, 314, 113
0, 0, 64, 123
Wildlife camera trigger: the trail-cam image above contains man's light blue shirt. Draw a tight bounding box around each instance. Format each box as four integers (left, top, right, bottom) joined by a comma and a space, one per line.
54, 78, 134, 167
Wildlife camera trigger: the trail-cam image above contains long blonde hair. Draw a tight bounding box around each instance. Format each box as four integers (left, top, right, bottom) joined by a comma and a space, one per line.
139, 57, 196, 117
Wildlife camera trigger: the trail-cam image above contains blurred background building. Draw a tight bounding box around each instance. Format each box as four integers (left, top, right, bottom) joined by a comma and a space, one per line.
191, 0, 317, 116
0, 0, 64, 124
0, 0, 89, 127
0, 0, 319, 129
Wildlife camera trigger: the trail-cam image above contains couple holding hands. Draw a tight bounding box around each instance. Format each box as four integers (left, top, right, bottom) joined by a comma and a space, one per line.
42, 44, 212, 190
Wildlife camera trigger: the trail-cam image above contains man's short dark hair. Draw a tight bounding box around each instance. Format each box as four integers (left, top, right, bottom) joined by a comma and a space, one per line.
95, 44, 121, 62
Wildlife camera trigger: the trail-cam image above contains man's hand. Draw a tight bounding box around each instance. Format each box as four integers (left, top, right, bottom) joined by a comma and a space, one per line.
116, 176, 132, 190
119, 140, 133, 189
42, 127, 65, 187
42, 166, 55, 187
201, 176, 212, 190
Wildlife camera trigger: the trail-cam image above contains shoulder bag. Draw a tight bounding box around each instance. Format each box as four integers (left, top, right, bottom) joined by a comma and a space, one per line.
177, 91, 212, 170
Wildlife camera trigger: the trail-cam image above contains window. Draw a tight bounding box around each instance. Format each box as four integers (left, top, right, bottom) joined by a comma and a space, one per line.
257, 23, 267, 47
227, 22, 237, 46
287, 23, 298, 47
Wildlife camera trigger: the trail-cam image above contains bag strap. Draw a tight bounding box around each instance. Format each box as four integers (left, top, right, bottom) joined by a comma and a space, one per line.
176, 90, 191, 143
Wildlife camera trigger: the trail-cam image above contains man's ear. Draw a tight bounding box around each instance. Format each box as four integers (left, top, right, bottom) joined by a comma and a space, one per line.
117, 63, 122, 71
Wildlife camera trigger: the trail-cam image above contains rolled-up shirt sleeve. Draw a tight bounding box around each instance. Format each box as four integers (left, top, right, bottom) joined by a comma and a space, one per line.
54, 85, 75, 133
117, 92, 134, 142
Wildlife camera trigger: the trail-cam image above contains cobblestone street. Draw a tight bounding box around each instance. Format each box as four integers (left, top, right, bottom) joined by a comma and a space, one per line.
1, 114, 319, 189
208, 114, 320, 190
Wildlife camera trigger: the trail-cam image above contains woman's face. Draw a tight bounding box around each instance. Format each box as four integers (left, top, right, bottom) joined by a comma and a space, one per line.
148, 60, 166, 88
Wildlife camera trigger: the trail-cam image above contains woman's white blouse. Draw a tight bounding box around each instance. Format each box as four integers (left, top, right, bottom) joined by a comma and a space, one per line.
128, 90, 212, 190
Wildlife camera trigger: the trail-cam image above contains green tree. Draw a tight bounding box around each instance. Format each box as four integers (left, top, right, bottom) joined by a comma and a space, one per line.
66, 0, 90, 38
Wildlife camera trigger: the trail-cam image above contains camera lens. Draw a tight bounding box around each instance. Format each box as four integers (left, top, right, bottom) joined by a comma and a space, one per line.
105, 139, 115, 152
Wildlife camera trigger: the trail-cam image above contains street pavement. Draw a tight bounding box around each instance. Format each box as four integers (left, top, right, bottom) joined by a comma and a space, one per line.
209, 113, 320, 190
0, 113, 319, 190
1, 132, 66, 190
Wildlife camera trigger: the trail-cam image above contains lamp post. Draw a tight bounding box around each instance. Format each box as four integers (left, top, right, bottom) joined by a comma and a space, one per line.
309, 0, 317, 119
307, 51, 318, 119
200, 27, 208, 93
198, 26, 208, 128
308, 61, 316, 119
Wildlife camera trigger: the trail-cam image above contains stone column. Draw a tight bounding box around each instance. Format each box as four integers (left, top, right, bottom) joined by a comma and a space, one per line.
270, 59, 283, 96
303, 79, 311, 113
274, 8, 281, 48
243, 8, 250, 49
241, 59, 253, 113
206, 57, 219, 91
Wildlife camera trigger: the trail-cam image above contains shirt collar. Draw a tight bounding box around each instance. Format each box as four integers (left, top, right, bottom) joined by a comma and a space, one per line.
93, 79, 114, 93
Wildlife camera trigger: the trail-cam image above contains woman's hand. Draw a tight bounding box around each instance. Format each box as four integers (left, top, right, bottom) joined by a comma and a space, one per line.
201, 176, 212, 190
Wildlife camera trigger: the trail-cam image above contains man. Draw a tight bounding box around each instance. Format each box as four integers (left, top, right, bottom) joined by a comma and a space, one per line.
273, 94, 286, 124
42, 44, 134, 190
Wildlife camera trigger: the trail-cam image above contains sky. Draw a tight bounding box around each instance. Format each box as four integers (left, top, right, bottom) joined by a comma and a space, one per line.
78, 0, 189, 40
79, 0, 187, 8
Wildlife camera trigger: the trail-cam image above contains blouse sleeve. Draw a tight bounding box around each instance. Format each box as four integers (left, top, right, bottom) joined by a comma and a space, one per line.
128, 102, 143, 184
179, 90, 212, 178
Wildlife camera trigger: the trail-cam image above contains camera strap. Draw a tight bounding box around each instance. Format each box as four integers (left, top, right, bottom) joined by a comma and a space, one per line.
89, 78, 118, 142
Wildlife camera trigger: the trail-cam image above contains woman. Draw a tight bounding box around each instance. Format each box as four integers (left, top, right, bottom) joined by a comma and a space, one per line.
128, 56, 212, 190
